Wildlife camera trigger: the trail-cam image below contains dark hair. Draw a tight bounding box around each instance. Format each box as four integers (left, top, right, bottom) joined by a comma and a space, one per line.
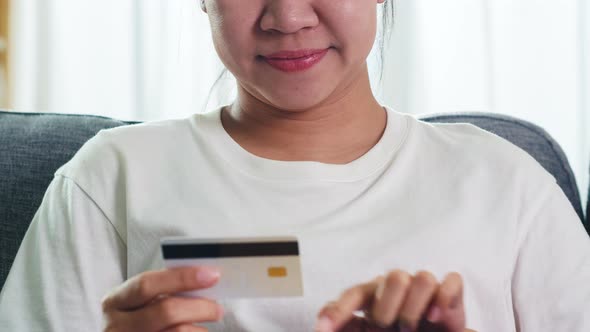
205, 2, 395, 108
380, 0, 395, 80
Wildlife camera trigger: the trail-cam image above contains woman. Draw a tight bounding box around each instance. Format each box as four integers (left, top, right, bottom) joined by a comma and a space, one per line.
1, 0, 589, 331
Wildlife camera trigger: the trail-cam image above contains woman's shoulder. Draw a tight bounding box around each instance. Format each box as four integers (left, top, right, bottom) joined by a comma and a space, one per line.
95, 116, 197, 146
55, 115, 204, 181
89, 109, 219, 147
402, 112, 555, 184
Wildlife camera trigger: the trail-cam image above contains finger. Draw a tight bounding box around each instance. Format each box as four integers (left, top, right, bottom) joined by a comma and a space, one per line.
160, 324, 209, 332
316, 279, 380, 331
102, 266, 221, 311
119, 296, 223, 331
369, 270, 412, 327
426, 272, 465, 331
397, 271, 439, 331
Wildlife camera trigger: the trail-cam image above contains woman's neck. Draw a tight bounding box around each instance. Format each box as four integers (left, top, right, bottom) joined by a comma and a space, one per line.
220, 68, 387, 164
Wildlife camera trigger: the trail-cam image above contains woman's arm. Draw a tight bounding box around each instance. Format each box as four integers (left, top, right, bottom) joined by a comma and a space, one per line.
511, 180, 590, 330
0, 175, 127, 330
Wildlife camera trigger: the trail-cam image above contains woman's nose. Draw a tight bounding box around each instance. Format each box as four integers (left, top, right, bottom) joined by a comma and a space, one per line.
259, 0, 319, 34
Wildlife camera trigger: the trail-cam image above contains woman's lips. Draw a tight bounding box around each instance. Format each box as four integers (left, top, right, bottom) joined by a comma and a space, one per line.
261, 48, 330, 73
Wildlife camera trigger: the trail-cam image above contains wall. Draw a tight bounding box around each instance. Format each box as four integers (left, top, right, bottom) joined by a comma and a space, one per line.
0, 0, 9, 108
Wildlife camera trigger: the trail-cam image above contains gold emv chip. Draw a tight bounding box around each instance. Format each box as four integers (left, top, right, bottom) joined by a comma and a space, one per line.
268, 266, 288, 278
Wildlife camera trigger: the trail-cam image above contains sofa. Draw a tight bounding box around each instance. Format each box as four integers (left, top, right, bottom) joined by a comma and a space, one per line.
0, 110, 588, 291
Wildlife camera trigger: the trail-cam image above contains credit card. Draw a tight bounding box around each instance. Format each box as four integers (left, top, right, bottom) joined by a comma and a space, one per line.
161, 236, 304, 299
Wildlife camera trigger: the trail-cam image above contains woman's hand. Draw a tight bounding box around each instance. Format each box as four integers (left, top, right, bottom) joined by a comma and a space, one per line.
316, 270, 472, 332
101, 266, 224, 332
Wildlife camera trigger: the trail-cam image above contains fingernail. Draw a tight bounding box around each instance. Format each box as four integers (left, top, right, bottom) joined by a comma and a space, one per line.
196, 266, 221, 284
450, 295, 460, 309
314, 316, 333, 332
427, 306, 442, 322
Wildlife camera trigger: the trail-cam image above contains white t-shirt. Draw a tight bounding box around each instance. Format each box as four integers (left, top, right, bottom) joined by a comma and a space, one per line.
1, 106, 589, 331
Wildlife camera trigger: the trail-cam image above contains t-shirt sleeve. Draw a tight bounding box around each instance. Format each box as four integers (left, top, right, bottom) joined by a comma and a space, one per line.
511, 179, 590, 330
0, 174, 127, 331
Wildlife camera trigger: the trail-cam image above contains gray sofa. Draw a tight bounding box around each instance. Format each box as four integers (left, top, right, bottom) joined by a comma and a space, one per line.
0, 110, 588, 291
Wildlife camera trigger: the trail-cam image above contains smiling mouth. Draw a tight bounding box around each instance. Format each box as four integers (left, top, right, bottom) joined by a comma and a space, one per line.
259, 48, 331, 73
263, 48, 330, 60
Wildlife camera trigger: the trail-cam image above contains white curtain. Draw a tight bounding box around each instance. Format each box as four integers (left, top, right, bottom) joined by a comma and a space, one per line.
10, 0, 590, 203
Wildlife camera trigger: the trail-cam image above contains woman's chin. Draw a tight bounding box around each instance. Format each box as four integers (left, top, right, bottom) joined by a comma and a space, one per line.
266, 98, 329, 112
260, 88, 336, 112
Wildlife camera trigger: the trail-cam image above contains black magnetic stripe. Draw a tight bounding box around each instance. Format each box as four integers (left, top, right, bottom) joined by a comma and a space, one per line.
162, 241, 299, 259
